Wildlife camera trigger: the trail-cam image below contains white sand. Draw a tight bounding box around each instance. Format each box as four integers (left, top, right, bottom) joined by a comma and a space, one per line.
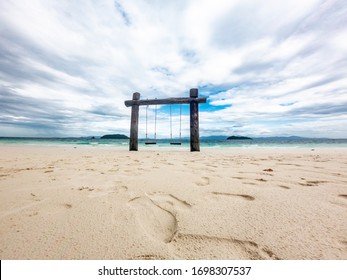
0, 145, 346, 259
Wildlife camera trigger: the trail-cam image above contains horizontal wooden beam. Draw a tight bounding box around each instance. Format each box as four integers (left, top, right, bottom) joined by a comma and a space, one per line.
124, 97, 207, 107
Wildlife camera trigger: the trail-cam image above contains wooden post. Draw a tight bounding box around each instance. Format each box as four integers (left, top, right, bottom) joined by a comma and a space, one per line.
190, 88, 200, 152
129, 92, 140, 151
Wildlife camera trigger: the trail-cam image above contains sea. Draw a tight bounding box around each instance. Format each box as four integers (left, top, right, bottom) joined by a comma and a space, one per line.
1, 137, 347, 149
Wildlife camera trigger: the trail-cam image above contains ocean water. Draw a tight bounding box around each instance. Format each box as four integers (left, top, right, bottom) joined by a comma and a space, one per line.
1, 137, 347, 149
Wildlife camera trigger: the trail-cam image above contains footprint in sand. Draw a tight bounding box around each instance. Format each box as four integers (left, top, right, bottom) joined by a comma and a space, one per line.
146, 192, 192, 212
170, 233, 279, 260
299, 180, 326, 187
263, 168, 274, 172
232, 176, 246, 180
195, 177, 210, 187
336, 194, 347, 207
256, 178, 267, 182
339, 240, 347, 249
330, 194, 347, 209
128, 192, 192, 243
242, 182, 257, 186
78, 186, 94, 191
209, 192, 255, 201
128, 196, 177, 243
28, 211, 39, 217
1, 199, 47, 219
30, 193, 41, 201
63, 203, 72, 209
129, 254, 167, 260
88, 185, 128, 198
44, 170, 54, 173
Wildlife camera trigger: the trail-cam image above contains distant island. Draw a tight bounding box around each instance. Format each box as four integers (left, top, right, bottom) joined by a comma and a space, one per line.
100, 134, 129, 139
227, 136, 252, 140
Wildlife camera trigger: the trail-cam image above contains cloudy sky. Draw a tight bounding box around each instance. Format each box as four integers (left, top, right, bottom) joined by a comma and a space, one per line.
1, 0, 347, 138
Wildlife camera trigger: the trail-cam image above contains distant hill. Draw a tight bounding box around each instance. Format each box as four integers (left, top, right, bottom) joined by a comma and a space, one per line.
254, 136, 306, 140
227, 136, 252, 140
200, 135, 227, 140
100, 134, 129, 139
201, 135, 306, 140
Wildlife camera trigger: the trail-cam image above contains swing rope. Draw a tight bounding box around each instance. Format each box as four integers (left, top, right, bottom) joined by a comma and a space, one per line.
145, 104, 157, 144
179, 104, 182, 142
154, 104, 157, 141
145, 105, 148, 141
170, 104, 172, 140
169, 104, 182, 144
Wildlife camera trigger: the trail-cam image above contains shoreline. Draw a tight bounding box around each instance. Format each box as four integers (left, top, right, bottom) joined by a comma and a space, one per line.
1, 137, 347, 151
2, 141, 347, 149
1, 145, 346, 259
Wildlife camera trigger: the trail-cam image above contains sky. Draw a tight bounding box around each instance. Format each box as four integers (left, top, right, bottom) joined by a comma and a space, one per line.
1, 0, 347, 138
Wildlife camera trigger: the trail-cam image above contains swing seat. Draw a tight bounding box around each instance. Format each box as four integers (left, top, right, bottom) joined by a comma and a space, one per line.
145, 141, 157, 145
170, 142, 181, 145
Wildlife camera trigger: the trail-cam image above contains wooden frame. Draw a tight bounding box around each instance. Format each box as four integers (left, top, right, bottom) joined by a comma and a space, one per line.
124, 88, 206, 152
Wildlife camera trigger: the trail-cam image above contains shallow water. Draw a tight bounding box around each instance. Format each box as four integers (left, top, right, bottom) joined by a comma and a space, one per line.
1, 137, 347, 149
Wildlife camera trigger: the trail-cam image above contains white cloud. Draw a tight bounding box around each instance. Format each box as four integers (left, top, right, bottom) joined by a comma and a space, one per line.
0, 0, 346, 138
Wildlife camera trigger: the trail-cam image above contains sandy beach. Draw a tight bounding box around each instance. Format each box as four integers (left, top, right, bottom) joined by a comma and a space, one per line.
0, 145, 346, 260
